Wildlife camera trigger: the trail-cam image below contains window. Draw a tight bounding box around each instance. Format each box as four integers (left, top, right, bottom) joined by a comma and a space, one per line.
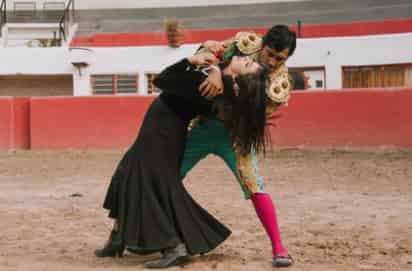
383, 66, 405, 87
289, 68, 325, 90
91, 74, 139, 95
343, 64, 412, 88
91, 75, 114, 95
117, 75, 139, 95
343, 66, 383, 88
146, 73, 162, 95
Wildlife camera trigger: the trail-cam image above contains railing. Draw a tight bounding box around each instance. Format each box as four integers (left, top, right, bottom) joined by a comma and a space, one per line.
0, 0, 6, 36
59, 0, 75, 42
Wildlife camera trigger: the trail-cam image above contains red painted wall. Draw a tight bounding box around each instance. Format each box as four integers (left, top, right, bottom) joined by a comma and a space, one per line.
71, 19, 412, 47
27, 89, 412, 150
30, 96, 155, 149
12, 97, 30, 149
0, 98, 12, 150
2, 89, 412, 150
0, 97, 30, 150
269, 89, 412, 148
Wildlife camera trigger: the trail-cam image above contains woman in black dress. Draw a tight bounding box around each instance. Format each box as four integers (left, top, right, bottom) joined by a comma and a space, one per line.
94, 53, 268, 268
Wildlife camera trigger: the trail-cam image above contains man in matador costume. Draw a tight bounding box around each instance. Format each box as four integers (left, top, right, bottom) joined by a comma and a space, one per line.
180, 25, 297, 267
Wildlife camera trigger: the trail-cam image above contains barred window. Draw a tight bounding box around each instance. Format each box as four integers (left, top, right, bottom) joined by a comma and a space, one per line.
117, 74, 139, 95
91, 74, 139, 95
91, 75, 114, 95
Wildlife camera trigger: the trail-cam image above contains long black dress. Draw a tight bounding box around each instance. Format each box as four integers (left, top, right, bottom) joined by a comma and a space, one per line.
102, 59, 231, 255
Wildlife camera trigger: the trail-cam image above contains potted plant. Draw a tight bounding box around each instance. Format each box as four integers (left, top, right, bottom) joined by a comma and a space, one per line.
164, 17, 185, 48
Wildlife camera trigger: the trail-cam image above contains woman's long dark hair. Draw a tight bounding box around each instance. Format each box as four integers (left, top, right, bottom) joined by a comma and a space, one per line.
215, 68, 270, 156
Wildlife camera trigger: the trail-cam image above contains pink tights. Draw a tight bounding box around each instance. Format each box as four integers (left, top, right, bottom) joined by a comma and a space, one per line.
251, 193, 288, 257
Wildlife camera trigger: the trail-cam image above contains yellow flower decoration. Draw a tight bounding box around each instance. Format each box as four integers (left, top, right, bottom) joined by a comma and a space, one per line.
234, 32, 262, 55
266, 72, 291, 105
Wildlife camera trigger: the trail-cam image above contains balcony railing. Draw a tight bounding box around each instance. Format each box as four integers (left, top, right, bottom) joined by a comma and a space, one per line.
0, 0, 6, 36
58, 0, 75, 42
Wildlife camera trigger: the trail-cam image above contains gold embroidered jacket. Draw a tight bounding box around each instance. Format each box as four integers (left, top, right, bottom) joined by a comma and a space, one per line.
193, 33, 291, 196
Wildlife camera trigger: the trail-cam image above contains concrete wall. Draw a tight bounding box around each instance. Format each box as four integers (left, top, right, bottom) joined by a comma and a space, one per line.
1, 32, 412, 95
0, 97, 30, 150
0, 75, 73, 96
288, 33, 412, 89
270, 89, 412, 148
77, 0, 303, 9
30, 96, 155, 149
1, 89, 412, 150
0, 47, 72, 75
0, 98, 12, 149
1, 23, 60, 47
4, 0, 304, 10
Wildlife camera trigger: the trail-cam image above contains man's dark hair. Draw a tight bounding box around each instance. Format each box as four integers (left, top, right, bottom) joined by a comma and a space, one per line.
262, 25, 297, 57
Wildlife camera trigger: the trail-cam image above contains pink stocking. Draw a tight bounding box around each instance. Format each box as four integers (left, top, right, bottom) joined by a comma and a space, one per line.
251, 193, 288, 257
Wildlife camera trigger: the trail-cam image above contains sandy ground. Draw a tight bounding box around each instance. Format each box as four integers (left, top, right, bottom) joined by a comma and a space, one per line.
1, 148, 412, 271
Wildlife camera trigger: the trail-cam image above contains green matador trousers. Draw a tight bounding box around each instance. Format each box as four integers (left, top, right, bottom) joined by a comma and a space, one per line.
180, 118, 266, 199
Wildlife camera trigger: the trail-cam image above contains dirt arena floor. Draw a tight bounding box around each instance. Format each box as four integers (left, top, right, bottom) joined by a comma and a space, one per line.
1, 148, 412, 271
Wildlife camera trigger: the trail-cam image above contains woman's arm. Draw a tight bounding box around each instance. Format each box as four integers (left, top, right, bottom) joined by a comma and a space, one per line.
153, 53, 219, 96
197, 40, 227, 56
153, 58, 194, 91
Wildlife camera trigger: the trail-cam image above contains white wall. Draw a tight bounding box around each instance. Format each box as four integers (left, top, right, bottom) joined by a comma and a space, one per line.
5, 0, 306, 10
1, 33, 412, 95
2, 23, 60, 47
0, 47, 72, 74
287, 33, 412, 89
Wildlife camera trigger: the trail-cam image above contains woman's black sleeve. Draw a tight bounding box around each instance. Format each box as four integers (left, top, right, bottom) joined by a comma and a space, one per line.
153, 58, 204, 97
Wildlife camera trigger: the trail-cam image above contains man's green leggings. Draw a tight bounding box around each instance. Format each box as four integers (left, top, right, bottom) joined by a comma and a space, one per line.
180, 118, 265, 199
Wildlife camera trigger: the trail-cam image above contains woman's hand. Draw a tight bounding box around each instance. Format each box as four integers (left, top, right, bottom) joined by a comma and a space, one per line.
187, 53, 219, 66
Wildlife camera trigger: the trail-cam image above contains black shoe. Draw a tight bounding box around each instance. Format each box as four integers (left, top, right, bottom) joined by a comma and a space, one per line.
126, 247, 158, 256
94, 230, 125, 258
272, 255, 294, 267
143, 243, 190, 269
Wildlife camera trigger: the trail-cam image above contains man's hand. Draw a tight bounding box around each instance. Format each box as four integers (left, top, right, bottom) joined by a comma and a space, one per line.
187, 53, 219, 66
199, 69, 224, 99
